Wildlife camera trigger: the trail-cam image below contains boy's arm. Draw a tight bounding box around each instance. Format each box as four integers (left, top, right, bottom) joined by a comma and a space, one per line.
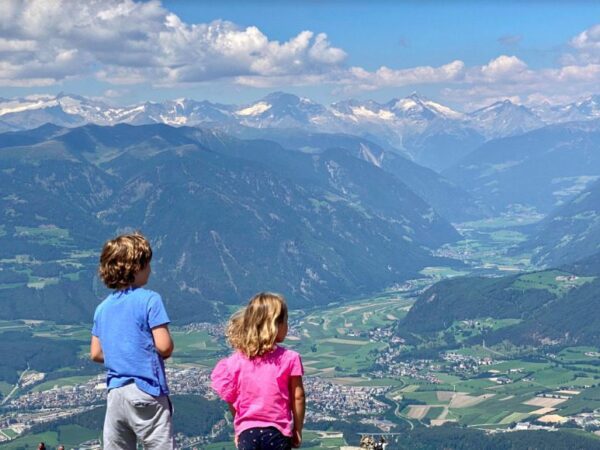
90, 336, 104, 363
290, 375, 305, 448
151, 324, 174, 359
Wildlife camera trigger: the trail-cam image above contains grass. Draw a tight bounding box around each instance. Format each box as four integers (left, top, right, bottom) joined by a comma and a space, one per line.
14, 225, 72, 247
32, 375, 95, 392
402, 391, 440, 404
448, 317, 522, 342
303, 431, 347, 448
531, 367, 577, 387
0, 431, 58, 449
499, 412, 532, 424
425, 406, 445, 420
56, 424, 99, 447
511, 270, 596, 296
0, 429, 17, 439
439, 214, 539, 273
557, 346, 600, 363
287, 293, 419, 376
401, 384, 420, 393
0, 382, 14, 397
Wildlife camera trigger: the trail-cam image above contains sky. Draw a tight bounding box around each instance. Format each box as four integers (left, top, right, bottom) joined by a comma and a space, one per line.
2, 0, 600, 110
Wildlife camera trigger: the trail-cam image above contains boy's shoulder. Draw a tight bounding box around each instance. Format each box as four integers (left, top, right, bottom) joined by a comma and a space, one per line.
94, 288, 162, 312
114, 287, 162, 302
130, 287, 161, 298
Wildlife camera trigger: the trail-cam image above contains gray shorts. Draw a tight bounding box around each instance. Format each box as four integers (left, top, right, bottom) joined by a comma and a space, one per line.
103, 382, 175, 450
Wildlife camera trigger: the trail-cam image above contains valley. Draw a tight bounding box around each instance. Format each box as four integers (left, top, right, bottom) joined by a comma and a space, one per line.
1, 217, 599, 448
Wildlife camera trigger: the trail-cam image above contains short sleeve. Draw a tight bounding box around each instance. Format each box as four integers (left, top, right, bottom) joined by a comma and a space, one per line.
147, 292, 170, 329
211, 357, 238, 403
289, 351, 304, 377
91, 307, 100, 337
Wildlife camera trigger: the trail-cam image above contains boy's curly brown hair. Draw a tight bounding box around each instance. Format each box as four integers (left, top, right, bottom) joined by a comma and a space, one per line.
98, 232, 152, 290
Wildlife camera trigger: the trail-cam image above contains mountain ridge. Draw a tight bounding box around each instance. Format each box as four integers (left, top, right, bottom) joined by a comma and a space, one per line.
0, 122, 461, 323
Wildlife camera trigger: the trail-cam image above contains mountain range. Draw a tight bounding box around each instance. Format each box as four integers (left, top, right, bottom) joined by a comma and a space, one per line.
400, 251, 600, 347
0, 123, 461, 323
4, 92, 600, 171
443, 120, 600, 214
524, 178, 600, 266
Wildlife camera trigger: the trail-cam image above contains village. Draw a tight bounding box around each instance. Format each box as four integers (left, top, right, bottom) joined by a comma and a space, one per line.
0, 366, 396, 445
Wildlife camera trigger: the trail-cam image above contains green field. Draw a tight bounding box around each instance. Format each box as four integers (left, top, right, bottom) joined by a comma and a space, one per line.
439, 213, 539, 273
303, 431, 347, 448
14, 225, 72, 246
511, 270, 596, 296
391, 348, 600, 428
171, 329, 224, 368
32, 375, 95, 392
0, 424, 99, 449
0, 431, 58, 449
0, 429, 17, 439
289, 293, 416, 376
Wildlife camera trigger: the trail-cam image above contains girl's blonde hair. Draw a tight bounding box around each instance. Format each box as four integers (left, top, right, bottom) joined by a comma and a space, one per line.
227, 292, 288, 358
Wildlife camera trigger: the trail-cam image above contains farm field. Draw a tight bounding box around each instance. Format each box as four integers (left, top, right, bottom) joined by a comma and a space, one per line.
437, 213, 539, 274
390, 351, 600, 429
290, 292, 417, 377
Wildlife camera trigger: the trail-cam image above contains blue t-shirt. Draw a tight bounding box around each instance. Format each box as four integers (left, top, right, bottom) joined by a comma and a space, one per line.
92, 287, 170, 396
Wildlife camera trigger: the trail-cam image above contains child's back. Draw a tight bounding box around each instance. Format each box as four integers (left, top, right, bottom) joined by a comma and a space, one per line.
212, 345, 303, 436
93, 287, 169, 395
211, 292, 305, 450
91, 233, 175, 450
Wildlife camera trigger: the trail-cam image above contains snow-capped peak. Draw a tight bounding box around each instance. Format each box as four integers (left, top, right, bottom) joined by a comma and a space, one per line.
0, 96, 59, 117
422, 100, 464, 119
235, 102, 272, 116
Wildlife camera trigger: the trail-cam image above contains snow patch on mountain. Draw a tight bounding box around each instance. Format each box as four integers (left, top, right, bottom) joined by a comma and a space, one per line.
0, 97, 58, 116
235, 102, 272, 116
350, 106, 395, 121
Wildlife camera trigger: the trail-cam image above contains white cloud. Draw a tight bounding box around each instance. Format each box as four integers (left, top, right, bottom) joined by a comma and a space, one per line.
479, 55, 528, 81
336, 60, 465, 91
1, 2, 600, 110
571, 24, 600, 50
0, 0, 347, 87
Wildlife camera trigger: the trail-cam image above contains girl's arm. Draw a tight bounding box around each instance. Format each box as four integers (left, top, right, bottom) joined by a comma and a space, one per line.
227, 403, 238, 447
290, 376, 305, 448
227, 402, 236, 418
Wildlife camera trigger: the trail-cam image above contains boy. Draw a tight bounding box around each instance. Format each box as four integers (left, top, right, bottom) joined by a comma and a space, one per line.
90, 232, 175, 450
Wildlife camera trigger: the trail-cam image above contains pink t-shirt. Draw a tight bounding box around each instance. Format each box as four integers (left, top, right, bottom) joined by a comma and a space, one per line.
211, 345, 304, 437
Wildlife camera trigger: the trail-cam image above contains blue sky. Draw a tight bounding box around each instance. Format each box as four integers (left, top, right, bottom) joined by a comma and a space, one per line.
1, 1, 600, 110
166, 1, 596, 68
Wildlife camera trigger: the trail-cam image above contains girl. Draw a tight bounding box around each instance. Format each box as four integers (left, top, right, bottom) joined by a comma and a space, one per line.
211, 292, 305, 449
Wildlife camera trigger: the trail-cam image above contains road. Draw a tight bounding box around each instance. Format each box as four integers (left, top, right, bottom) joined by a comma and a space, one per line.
1, 365, 29, 406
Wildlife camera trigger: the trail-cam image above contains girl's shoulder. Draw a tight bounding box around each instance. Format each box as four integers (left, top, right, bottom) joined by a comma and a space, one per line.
274, 345, 304, 376
275, 345, 301, 359
212, 351, 244, 378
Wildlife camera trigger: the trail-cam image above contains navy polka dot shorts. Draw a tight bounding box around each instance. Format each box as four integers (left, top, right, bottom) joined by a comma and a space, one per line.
238, 426, 292, 450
